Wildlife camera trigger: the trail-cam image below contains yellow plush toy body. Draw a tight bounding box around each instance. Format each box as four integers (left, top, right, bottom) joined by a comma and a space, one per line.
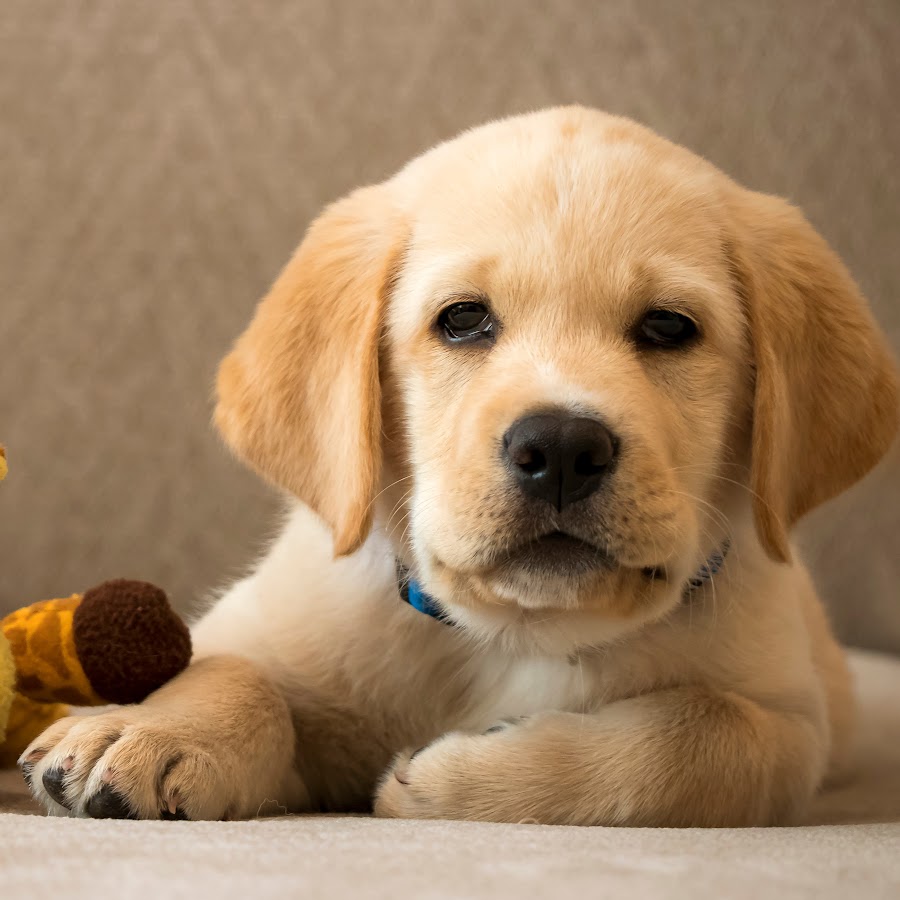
0, 446, 193, 766
0, 628, 18, 763
0, 585, 193, 767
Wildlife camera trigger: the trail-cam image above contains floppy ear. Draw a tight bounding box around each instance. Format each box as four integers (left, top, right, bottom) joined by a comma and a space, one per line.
215, 185, 407, 555
728, 188, 899, 562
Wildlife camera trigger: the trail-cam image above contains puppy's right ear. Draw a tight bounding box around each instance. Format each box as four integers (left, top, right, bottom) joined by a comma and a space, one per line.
215, 185, 406, 555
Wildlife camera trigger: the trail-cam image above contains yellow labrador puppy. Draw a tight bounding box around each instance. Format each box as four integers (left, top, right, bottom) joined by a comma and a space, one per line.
23, 107, 898, 826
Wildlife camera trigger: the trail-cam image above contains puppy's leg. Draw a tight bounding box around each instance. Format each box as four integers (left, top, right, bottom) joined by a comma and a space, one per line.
375, 688, 827, 827
21, 655, 306, 820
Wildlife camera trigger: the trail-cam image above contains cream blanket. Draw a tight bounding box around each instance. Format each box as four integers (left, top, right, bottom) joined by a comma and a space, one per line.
1, 651, 898, 899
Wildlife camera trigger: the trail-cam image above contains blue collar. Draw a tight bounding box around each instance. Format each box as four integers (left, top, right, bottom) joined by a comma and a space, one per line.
685, 542, 729, 592
398, 542, 730, 624
398, 567, 452, 622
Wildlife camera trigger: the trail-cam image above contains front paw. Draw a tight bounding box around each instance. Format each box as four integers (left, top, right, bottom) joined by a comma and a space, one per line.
373, 720, 533, 822
19, 709, 229, 820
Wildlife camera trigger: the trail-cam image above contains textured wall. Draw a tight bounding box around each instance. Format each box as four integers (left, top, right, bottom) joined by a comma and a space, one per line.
1, 1, 898, 648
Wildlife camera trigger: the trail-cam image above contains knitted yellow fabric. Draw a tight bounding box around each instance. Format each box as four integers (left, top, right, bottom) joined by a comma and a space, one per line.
0, 692, 68, 768
2, 596, 103, 706
0, 634, 13, 748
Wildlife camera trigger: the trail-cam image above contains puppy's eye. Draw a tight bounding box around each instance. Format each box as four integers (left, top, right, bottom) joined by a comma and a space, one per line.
438, 301, 494, 343
639, 309, 698, 347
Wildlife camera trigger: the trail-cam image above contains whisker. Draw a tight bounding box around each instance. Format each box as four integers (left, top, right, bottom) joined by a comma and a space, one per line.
363, 473, 415, 521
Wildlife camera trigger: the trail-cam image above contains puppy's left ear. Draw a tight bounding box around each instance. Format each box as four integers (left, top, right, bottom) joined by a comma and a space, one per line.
729, 188, 899, 562
216, 184, 407, 555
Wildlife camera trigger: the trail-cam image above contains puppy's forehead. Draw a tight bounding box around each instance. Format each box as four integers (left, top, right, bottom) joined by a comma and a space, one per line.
395, 109, 730, 302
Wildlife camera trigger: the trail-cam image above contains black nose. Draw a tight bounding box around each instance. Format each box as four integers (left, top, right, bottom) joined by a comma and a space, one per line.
503, 411, 617, 511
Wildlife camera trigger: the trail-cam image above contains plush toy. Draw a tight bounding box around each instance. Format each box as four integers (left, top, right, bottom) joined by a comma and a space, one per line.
0, 580, 193, 766
0, 447, 193, 766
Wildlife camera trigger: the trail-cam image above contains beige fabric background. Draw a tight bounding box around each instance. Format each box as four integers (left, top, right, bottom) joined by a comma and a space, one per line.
1, 1, 898, 648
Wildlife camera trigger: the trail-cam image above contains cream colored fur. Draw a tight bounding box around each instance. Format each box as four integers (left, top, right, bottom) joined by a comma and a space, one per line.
21, 107, 898, 826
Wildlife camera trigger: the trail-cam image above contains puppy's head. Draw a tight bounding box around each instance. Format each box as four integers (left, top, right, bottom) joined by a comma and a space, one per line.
217, 108, 898, 649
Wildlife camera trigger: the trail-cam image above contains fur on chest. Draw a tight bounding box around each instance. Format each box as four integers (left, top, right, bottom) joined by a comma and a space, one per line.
458, 652, 601, 731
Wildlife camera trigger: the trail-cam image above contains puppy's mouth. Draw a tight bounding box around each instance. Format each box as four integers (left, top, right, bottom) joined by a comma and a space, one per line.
496, 530, 615, 577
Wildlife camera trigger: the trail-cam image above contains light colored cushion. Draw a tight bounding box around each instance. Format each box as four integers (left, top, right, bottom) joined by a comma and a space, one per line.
1, 650, 898, 898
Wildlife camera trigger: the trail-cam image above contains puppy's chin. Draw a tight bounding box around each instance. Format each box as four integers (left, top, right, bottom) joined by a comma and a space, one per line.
474, 565, 608, 611
440, 566, 680, 653
422, 549, 687, 653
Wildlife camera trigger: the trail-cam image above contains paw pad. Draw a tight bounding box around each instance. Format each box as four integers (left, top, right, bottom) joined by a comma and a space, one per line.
41, 768, 70, 808
85, 784, 136, 820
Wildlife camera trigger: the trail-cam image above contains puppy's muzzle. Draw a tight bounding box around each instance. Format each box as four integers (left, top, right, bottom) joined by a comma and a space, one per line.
503, 409, 618, 511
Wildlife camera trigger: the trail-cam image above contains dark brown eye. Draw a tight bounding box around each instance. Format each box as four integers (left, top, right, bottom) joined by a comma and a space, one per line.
438, 301, 495, 343
639, 309, 698, 347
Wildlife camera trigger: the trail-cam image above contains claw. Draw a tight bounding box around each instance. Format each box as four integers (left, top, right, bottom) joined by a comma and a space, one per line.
483, 716, 527, 735
160, 806, 189, 821
19, 747, 48, 768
